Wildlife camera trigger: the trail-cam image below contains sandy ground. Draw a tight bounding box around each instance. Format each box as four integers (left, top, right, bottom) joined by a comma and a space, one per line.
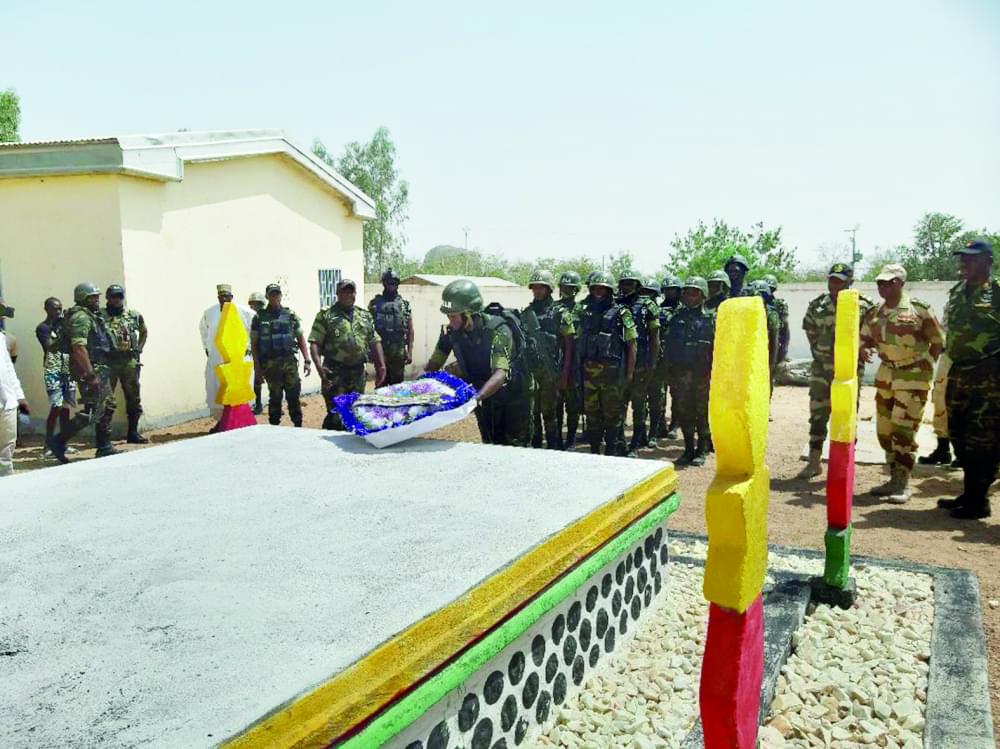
11, 385, 999, 737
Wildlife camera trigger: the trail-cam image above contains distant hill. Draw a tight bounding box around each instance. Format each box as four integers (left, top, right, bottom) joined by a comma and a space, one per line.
423, 244, 468, 264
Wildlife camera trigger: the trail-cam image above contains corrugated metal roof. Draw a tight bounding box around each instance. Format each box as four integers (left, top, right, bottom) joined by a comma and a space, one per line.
401, 274, 520, 287
0, 136, 119, 148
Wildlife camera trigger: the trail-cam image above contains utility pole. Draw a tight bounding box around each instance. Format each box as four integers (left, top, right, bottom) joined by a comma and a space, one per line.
844, 226, 859, 267
462, 226, 470, 275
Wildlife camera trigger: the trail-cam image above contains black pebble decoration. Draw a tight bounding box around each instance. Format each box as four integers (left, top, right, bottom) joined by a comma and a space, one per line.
567, 601, 581, 632
428, 721, 450, 749
458, 693, 480, 732
633, 547, 643, 567
562, 634, 577, 666
491, 741, 508, 749
545, 653, 558, 683
604, 626, 616, 653
589, 644, 600, 667
644, 585, 653, 607
471, 718, 493, 749
601, 573, 612, 597
551, 614, 565, 645
514, 717, 529, 745
660, 544, 669, 565
535, 690, 551, 723
631, 595, 641, 621
637, 567, 648, 592
578, 619, 592, 652
501, 694, 518, 732
596, 609, 608, 638
552, 672, 567, 705
654, 571, 663, 594
483, 670, 505, 705
405, 742, 423, 749
619, 609, 628, 635
508, 652, 525, 685
586, 585, 598, 612
624, 576, 635, 603
615, 562, 625, 584
612, 590, 622, 616
531, 635, 545, 667
572, 654, 585, 686
522, 672, 539, 708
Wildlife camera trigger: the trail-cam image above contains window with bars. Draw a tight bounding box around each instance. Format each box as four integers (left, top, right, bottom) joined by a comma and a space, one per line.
318, 268, 342, 308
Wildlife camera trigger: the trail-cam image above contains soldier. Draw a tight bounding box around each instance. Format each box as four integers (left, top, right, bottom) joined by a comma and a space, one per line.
247, 292, 267, 414
46, 282, 117, 462
425, 279, 534, 446
521, 270, 575, 449
705, 270, 731, 313
859, 264, 943, 504
577, 271, 636, 455
918, 353, 952, 465
665, 277, 716, 466
655, 275, 683, 440
103, 284, 149, 444
764, 274, 790, 364
35, 297, 76, 453
309, 279, 386, 431
936, 239, 999, 519
632, 276, 662, 452
251, 283, 311, 427
369, 269, 414, 386
798, 263, 874, 478
725, 254, 750, 298
554, 270, 583, 448
749, 280, 781, 391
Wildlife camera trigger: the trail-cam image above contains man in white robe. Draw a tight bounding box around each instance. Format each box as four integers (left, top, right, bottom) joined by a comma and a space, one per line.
199, 284, 255, 425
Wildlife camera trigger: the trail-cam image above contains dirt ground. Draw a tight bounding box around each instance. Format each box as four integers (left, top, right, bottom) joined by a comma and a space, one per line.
11, 385, 999, 736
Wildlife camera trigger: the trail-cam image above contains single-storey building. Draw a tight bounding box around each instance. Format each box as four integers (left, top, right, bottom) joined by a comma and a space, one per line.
0, 129, 374, 429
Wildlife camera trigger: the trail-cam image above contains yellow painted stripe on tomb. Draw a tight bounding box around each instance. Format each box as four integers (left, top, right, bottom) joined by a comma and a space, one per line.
223, 465, 678, 749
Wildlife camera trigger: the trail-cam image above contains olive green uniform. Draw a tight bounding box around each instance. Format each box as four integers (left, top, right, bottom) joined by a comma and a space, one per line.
368, 293, 412, 386
252, 306, 304, 426
623, 295, 660, 452
103, 307, 146, 421
309, 303, 380, 430
665, 305, 715, 457
63, 305, 115, 451
554, 297, 583, 446
521, 298, 575, 449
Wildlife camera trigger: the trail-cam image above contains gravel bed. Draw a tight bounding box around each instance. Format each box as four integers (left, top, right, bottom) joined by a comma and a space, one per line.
531, 539, 933, 749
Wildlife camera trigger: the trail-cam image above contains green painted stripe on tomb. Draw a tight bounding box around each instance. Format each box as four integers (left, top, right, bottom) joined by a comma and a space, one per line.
339, 491, 681, 748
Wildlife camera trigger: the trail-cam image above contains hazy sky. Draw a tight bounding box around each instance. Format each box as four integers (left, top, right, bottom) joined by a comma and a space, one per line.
4, 0, 998, 272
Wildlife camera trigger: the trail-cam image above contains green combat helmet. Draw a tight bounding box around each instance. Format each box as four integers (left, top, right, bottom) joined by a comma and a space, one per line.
642, 276, 660, 295
618, 269, 642, 284
661, 274, 682, 291
708, 269, 732, 289
440, 279, 484, 314
763, 274, 778, 292
106, 284, 125, 298
528, 269, 554, 290
74, 281, 101, 305
750, 280, 772, 296
682, 276, 709, 298
584, 270, 599, 286
588, 270, 616, 291
725, 254, 750, 272
558, 270, 582, 289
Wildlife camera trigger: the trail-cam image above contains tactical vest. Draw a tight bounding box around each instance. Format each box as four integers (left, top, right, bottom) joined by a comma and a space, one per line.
521, 300, 562, 375
629, 298, 653, 367
448, 310, 525, 390
372, 295, 407, 344
105, 309, 141, 356
657, 302, 677, 361
579, 300, 626, 365
65, 306, 113, 365
257, 307, 296, 361
666, 307, 713, 371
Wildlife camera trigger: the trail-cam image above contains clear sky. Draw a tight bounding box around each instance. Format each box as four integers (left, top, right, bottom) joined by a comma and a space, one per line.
4, 0, 998, 272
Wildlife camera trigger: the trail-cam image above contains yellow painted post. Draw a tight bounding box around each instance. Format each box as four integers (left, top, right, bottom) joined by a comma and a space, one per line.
214, 302, 254, 406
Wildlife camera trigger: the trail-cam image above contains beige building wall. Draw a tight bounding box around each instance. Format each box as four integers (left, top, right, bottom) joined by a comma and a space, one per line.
119, 155, 365, 425
0, 174, 125, 417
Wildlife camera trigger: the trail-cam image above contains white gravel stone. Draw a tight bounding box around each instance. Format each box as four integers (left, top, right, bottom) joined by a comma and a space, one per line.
530, 540, 934, 748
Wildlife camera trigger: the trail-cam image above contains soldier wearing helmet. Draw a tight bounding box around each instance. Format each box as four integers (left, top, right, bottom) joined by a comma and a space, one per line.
425, 279, 534, 447
252, 283, 312, 428
309, 279, 386, 430
763, 274, 790, 364
247, 292, 267, 413
369, 268, 414, 386
45, 282, 118, 463
620, 276, 662, 454
749, 280, 781, 391
521, 270, 576, 449
705, 270, 731, 313
576, 271, 637, 455
102, 284, 149, 444
724, 254, 750, 298
664, 277, 716, 466
653, 275, 683, 442
554, 270, 584, 448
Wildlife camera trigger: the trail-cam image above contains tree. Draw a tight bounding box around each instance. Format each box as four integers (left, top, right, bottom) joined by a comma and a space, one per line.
607, 251, 637, 282
313, 127, 409, 281
899, 213, 966, 281
860, 246, 906, 281
0, 89, 20, 143
663, 219, 797, 282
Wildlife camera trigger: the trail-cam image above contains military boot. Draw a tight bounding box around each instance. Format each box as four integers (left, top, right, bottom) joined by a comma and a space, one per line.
937, 495, 966, 510
886, 467, 911, 504
796, 449, 822, 479
690, 436, 707, 467
704, 434, 715, 454
665, 421, 679, 440
46, 435, 71, 465
952, 500, 991, 520
605, 428, 620, 457
126, 412, 149, 444
950, 469, 993, 519
871, 463, 903, 497
675, 432, 696, 466
545, 428, 562, 450
918, 437, 951, 466
95, 425, 121, 458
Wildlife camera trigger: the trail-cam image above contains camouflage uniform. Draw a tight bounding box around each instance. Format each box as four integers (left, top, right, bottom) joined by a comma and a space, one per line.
577, 297, 637, 455
309, 303, 380, 430
928, 352, 951, 439
943, 275, 1000, 515
861, 294, 944, 472
652, 298, 681, 440
522, 297, 575, 449
773, 297, 790, 363
623, 293, 660, 452
103, 307, 146, 421
252, 306, 304, 426
64, 304, 115, 451
802, 291, 874, 452
428, 312, 534, 447
665, 301, 715, 462
554, 296, 583, 446
368, 292, 411, 386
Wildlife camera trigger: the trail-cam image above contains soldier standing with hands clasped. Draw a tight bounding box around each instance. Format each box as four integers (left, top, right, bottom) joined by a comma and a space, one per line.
103, 284, 148, 444
369, 269, 414, 386
252, 283, 311, 427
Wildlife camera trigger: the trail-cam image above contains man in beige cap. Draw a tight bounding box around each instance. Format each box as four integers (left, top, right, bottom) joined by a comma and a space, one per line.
199, 284, 255, 428
860, 263, 944, 503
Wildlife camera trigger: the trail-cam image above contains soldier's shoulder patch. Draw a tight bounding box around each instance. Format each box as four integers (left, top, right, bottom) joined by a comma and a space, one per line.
910, 298, 932, 310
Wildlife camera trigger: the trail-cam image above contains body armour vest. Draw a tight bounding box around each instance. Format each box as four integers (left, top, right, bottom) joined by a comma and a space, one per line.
257, 308, 296, 361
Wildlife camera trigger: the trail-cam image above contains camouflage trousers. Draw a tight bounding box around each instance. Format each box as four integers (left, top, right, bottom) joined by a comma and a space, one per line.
673, 368, 710, 440
556, 378, 582, 441
62, 365, 114, 446
654, 363, 678, 435
947, 358, 1000, 495
808, 360, 863, 451
927, 353, 951, 438
625, 365, 655, 448
530, 369, 561, 448
106, 357, 142, 417
475, 375, 534, 447
383, 345, 407, 386
582, 360, 627, 453
874, 364, 931, 471
321, 360, 366, 431
261, 357, 303, 426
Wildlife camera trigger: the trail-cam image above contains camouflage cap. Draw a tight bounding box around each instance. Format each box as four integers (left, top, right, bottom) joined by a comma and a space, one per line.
336, 278, 357, 292
954, 239, 994, 256
682, 276, 709, 297
248, 291, 267, 304
827, 263, 853, 281
216, 283, 233, 295
875, 263, 907, 283
707, 269, 732, 288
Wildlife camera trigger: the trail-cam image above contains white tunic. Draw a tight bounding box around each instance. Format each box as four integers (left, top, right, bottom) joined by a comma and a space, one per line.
199, 304, 255, 416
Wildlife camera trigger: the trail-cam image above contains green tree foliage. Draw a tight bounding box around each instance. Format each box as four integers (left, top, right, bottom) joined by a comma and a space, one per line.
0, 89, 20, 143
897, 212, 999, 281
313, 127, 409, 281
860, 246, 906, 281
663, 219, 797, 282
